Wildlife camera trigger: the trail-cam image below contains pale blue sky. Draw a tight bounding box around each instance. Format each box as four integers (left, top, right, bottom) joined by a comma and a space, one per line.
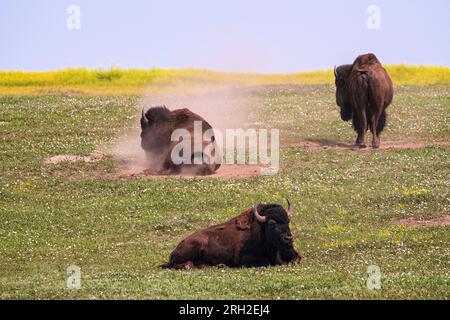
1, 0, 449, 72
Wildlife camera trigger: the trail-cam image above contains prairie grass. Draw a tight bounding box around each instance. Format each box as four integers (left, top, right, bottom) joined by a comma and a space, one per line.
0, 84, 449, 299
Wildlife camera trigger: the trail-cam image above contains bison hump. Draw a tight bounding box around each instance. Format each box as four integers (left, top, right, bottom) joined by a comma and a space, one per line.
171, 108, 206, 122
352, 53, 382, 73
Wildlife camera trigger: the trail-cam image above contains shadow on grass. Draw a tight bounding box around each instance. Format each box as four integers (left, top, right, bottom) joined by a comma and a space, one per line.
304, 138, 356, 149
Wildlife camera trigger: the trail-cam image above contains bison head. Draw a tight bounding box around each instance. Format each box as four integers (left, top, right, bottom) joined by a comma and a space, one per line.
140, 106, 170, 132
253, 200, 298, 263
334, 64, 353, 121
140, 106, 172, 160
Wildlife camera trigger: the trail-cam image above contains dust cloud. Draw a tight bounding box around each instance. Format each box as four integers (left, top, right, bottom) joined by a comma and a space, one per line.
141, 84, 253, 130
110, 84, 257, 176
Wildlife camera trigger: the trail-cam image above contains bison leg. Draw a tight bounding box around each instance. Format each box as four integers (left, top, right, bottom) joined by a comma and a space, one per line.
290, 253, 302, 265
173, 261, 196, 270
194, 164, 214, 176
282, 249, 301, 265
357, 110, 368, 148
352, 110, 367, 148
191, 152, 217, 176
375, 109, 387, 148
369, 113, 381, 149
370, 106, 387, 149
161, 156, 182, 175
240, 254, 271, 267
159, 260, 196, 270
162, 235, 209, 269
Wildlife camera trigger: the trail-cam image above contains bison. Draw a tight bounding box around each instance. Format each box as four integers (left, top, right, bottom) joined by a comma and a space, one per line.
160, 200, 301, 269
334, 53, 394, 148
140, 106, 221, 175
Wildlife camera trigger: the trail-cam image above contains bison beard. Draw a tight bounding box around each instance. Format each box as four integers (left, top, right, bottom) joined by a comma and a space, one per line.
160, 202, 301, 269
334, 53, 394, 148
140, 106, 220, 175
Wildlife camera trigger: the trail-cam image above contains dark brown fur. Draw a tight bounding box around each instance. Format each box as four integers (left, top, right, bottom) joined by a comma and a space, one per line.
160, 204, 301, 269
335, 53, 394, 148
140, 106, 221, 175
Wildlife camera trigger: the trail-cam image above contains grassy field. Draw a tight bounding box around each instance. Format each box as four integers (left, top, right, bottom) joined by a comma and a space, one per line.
1, 65, 450, 95
0, 80, 449, 298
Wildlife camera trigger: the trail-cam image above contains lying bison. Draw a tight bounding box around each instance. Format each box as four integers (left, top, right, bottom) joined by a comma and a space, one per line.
160, 200, 301, 269
334, 53, 394, 148
140, 106, 221, 175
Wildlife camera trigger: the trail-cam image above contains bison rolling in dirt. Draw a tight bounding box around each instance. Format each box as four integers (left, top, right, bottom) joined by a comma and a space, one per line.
334, 53, 394, 148
160, 200, 301, 269
140, 106, 221, 175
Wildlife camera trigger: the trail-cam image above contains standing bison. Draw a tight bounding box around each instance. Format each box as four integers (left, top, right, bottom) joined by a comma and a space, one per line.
334, 53, 394, 148
140, 106, 221, 175
160, 200, 301, 269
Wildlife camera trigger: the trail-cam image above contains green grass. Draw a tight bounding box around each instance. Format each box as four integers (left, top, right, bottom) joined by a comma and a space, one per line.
0, 84, 449, 299
1, 65, 450, 95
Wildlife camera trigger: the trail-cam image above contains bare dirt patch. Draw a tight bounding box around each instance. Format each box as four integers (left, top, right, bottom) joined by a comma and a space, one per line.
289, 140, 450, 151
116, 163, 269, 180
110, 131, 271, 180
393, 215, 450, 227
44, 151, 104, 165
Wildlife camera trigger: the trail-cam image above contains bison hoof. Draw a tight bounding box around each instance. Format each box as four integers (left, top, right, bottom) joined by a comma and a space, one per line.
354, 143, 367, 149
184, 262, 194, 270
372, 139, 380, 149
291, 256, 301, 265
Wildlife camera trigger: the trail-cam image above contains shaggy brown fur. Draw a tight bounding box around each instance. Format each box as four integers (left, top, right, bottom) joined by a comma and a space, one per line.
335, 53, 394, 148
160, 203, 301, 269
140, 106, 221, 175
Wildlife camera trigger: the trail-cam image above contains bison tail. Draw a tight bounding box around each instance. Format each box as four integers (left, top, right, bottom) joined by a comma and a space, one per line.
377, 111, 387, 134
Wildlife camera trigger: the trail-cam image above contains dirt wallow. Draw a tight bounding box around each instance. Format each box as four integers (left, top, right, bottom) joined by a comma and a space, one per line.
288, 140, 450, 151
116, 162, 270, 180
43, 152, 271, 180
393, 215, 450, 227
42, 139, 448, 179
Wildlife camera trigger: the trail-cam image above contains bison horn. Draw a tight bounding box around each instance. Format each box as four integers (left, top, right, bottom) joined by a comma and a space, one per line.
253, 205, 266, 223
286, 198, 293, 217
333, 65, 338, 78
141, 108, 148, 125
